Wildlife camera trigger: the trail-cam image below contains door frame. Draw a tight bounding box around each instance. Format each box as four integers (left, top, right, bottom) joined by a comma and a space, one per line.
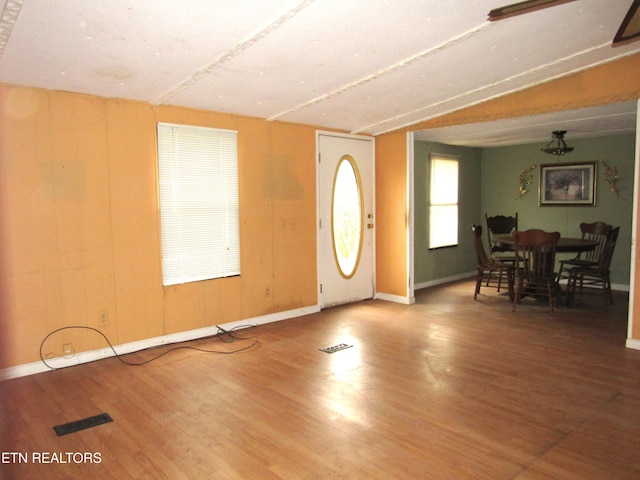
316, 130, 376, 308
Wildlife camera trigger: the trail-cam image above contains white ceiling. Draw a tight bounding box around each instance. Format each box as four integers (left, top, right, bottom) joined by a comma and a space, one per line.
1, 0, 638, 146
413, 100, 638, 147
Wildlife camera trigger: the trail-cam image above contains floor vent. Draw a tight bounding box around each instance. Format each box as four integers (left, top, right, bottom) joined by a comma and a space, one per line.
53, 412, 113, 436
319, 343, 353, 354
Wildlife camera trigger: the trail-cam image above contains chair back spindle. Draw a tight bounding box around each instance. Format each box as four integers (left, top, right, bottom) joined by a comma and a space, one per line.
472, 224, 514, 301
512, 229, 560, 315
472, 224, 490, 266
485, 213, 518, 254
558, 221, 612, 283
579, 221, 612, 264
597, 226, 620, 273
565, 227, 620, 308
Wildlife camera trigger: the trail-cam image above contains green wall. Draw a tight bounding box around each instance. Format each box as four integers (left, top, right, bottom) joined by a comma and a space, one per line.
414, 141, 481, 285
415, 133, 635, 287
481, 134, 635, 287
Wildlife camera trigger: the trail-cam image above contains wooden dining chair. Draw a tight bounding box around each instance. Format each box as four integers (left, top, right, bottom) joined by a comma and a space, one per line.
565, 226, 620, 308
472, 224, 514, 301
485, 213, 518, 257
485, 213, 518, 287
557, 221, 612, 286
512, 229, 561, 315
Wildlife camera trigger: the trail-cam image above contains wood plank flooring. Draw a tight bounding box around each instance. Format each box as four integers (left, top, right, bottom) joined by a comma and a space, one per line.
2, 280, 640, 479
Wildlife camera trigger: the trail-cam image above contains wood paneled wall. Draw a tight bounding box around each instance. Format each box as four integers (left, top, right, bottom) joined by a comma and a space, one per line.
375, 132, 408, 298
0, 85, 317, 368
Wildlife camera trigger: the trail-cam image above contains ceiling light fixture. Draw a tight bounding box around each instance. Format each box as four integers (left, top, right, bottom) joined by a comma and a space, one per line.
541, 130, 574, 156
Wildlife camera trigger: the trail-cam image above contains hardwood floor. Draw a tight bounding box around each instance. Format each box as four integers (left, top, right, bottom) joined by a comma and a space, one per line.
2, 279, 640, 479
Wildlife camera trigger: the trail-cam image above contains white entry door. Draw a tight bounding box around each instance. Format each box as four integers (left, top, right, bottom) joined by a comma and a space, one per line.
318, 132, 374, 308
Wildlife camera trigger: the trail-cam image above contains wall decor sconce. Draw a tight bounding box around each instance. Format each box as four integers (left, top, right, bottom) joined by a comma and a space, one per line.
602, 161, 620, 197
518, 164, 536, 196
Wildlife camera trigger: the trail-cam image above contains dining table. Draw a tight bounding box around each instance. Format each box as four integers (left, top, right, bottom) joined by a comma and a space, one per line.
493, 235, 599, 306
493, 237, 599, 253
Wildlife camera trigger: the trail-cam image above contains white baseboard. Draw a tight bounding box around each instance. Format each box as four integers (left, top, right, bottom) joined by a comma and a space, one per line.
374, 271, 476, 304
414, 271, 476, 291
556, 279, 630, 292
626, 338, 640, 350
417, 272, 630, 294
612, 282, 630, 292
375, 292, 415, 305
0, 304, 321, 381
4, 275, 633, 380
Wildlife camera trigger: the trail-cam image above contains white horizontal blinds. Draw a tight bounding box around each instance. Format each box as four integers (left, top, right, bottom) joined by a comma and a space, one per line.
157, 123, 240, 286
429, 156, 459, 249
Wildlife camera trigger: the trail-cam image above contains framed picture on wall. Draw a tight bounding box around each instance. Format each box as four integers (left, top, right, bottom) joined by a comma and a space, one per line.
539, 162, 596, 206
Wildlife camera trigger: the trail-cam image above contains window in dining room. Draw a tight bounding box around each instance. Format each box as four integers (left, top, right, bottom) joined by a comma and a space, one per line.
428, 155, 459, 249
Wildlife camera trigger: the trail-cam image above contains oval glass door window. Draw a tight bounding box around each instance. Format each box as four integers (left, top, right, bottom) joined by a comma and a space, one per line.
331, 155, 363, 278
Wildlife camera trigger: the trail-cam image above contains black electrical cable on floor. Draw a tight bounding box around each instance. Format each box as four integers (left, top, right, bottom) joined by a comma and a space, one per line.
39, 324, 259, 370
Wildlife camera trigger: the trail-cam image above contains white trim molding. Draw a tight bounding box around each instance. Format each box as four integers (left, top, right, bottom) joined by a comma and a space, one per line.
375, 291, 415, 305
626, 338, 640, 351
1, 304, 320, 381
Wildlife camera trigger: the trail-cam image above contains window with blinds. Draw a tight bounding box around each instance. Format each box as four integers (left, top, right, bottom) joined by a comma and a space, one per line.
428, 155, 459, 249
157, 123, 240, 286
